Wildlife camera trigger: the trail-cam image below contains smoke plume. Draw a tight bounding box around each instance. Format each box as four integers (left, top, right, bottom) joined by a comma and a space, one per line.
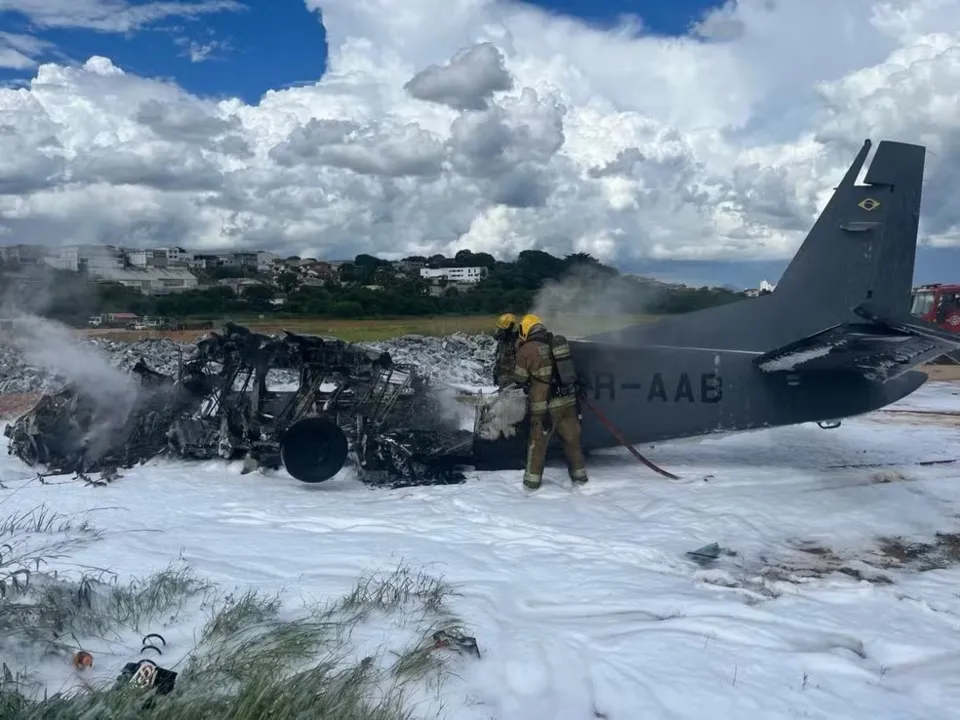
8, 312, 142, 459
0, 268, 142, 460
530, 264, 659, 339
428, 382, 479, 432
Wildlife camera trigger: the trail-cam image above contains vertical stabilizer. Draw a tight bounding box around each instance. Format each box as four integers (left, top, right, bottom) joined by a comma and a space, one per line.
772, 139, 925, 320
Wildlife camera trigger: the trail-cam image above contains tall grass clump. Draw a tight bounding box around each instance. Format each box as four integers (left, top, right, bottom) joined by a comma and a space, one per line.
0, 505, 477, 719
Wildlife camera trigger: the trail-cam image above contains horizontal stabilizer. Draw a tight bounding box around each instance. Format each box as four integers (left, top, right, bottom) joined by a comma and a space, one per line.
754, 305, 960, 382
852, 304, 960, 346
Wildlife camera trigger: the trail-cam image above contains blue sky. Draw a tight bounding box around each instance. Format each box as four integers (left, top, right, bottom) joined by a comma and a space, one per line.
0, 2, 330, 100
0, 0, 956, 289
0, 0, 717, 102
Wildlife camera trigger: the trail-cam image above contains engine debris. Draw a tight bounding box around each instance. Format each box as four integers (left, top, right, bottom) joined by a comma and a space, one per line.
4, 322, 477, 488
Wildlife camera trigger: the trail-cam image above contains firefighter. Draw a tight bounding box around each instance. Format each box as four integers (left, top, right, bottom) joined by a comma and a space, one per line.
502, 313, 588, 491
492, 313, 520, 387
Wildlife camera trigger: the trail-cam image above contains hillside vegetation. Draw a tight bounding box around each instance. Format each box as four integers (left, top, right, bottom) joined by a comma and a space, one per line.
3, 249, 747, 325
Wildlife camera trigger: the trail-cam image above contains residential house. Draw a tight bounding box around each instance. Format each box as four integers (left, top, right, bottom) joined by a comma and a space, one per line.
1, 244, 47, 267
126, 249, 168, 268
256, 251, 278, 272
43, 246, 79, 270
744, 279, 777, 298
191, 254, 221, 270
163, 247, 193, 266
301, 261, 336, 280
71, 245, 126, 275
217, 251, 258, 269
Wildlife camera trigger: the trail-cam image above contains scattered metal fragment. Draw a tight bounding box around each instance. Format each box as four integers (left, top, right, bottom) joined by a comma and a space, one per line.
117, 659, 177, 696
431, 630, 481, 659
686, 542, 737, 566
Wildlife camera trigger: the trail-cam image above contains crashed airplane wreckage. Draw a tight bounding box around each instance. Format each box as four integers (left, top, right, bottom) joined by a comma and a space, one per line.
4, 322, 518, 488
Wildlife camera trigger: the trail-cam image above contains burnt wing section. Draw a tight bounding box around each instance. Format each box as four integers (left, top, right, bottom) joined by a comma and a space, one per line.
4, 322, 474, 488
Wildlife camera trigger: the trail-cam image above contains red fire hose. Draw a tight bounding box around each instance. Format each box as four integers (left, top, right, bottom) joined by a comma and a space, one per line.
581, 397, 680, 480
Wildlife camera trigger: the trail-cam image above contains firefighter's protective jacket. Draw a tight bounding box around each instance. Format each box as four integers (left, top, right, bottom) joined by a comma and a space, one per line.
506, 330, 576, 413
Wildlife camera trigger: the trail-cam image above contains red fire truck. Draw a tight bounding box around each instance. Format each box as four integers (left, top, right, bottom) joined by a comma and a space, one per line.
910, 283, 960, 363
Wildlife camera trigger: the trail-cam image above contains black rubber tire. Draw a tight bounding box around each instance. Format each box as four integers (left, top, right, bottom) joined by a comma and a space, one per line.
280, 416, 349, 483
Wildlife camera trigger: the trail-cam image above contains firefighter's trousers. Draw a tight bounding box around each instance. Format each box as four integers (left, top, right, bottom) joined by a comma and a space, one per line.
523, 399, 588, 489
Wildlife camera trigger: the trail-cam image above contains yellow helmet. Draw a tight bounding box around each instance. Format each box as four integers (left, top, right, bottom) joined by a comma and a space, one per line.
496, 313, 517, 330
519, 313, 544, 340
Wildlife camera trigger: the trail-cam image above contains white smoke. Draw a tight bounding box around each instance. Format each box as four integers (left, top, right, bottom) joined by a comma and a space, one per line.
429, 382, 479, 432
2, 304, 142, 461
531, 264, 658, 339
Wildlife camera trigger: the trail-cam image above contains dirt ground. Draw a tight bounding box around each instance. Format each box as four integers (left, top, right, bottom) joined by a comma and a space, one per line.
923, 364, 960, 382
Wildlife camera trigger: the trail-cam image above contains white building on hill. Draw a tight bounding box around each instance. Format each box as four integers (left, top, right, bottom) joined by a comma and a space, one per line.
94, 267, 199, 295
420, 266, 486, 283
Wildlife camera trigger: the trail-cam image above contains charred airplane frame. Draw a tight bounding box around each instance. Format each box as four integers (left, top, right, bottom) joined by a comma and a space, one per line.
5, 322, 478, 487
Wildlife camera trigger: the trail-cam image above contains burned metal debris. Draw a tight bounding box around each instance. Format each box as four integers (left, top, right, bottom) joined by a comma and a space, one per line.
0, 330, 496, 395
4, 322, 477, 488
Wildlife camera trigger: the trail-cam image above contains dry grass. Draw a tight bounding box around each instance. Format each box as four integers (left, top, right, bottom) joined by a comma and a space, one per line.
76, 313, 661, 343
78, 316, 496, 344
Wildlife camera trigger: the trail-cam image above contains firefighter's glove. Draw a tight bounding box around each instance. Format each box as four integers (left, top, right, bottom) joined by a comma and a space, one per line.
541, 413, 553, 435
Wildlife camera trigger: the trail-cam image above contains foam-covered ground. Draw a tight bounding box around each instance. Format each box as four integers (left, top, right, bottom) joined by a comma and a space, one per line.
2, 381, 960, 719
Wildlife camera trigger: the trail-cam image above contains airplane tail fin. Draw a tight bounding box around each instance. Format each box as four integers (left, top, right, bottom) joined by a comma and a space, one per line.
771, 139, 926, 321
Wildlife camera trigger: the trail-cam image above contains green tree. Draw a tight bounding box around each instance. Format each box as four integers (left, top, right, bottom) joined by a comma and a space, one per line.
277, 271, 300, 294
242, 284, 276, 309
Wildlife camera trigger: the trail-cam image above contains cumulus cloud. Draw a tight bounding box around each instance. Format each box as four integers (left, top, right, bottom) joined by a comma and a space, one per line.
403, 41, 514, 111
1, 0, 960, 263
